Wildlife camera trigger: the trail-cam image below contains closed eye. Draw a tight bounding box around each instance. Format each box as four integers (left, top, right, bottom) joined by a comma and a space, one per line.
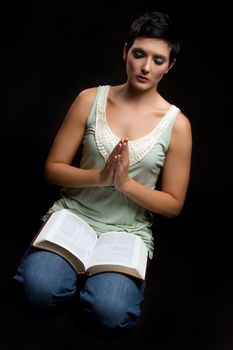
132, 48, 166, 66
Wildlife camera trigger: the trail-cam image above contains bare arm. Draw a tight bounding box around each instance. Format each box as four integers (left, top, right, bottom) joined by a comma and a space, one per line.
114, 113, 192, 218
44, 87, 126, 188
44, 87, 101, 187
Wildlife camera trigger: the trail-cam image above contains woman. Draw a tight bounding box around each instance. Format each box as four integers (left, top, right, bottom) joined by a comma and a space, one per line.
13, 10, 192, 334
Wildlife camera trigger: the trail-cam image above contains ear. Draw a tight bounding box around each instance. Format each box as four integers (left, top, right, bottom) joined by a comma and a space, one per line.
165, 59, 176, 74
123, 42, 128, 61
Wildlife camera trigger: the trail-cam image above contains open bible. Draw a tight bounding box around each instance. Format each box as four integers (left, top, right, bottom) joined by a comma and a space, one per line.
32, 209, 149, 280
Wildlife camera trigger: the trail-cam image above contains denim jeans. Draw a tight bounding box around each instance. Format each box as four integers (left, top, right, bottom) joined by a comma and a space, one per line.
13, 246, 146, 333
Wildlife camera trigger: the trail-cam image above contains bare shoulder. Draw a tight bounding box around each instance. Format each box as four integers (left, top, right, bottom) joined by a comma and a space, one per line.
73, 86, 99, 108
173, 110, 192, 135
66, 86, 99, 123
169, 110, 192, 150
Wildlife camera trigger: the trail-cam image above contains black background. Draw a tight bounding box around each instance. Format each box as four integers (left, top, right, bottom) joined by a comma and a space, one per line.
0, 1, 232, 349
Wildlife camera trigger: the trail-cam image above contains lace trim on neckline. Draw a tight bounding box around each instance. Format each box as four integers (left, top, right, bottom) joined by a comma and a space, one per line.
95, 85, 179, 166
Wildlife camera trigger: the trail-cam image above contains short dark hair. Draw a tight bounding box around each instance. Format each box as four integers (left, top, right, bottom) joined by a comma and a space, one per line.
126, 11, 183, 63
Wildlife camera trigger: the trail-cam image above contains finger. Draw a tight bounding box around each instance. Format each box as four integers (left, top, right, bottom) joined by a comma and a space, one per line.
120, 141, 129, 157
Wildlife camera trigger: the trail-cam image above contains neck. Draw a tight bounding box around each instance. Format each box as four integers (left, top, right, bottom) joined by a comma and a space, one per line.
119, 83, 160, 103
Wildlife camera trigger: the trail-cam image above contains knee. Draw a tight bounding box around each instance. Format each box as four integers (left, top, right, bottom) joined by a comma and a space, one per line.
19, 249, 77, 309
81, 293, 139, 332
23, 268, 77, 309
95, 299, 138, 332
23, 273, 62, 309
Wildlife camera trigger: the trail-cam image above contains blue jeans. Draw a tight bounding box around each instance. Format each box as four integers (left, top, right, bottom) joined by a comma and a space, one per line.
13, 246, 146, 333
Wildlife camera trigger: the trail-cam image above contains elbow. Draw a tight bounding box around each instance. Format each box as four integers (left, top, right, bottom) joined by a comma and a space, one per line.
43, 162, 55, 184
166, 210, 181, 219
164, 201, 184, 219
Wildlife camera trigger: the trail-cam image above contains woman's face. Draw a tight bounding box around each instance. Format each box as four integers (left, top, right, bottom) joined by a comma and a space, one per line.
124, 37, 174, 90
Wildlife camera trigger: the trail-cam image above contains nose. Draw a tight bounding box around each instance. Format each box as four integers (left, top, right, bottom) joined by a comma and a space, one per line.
141, 58, 151, 74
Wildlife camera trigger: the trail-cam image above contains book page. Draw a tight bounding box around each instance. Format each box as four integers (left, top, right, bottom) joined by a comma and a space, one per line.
87, 231, 147, 271
34, 210, 98, 268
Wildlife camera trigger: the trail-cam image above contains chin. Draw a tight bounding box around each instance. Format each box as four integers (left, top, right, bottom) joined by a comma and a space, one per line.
133, 81, 154, 91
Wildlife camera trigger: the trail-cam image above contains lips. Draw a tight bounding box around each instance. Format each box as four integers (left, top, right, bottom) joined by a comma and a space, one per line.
136, 75, 149, 82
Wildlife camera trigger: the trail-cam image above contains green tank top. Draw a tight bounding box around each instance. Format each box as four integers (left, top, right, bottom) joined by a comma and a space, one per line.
46, 85, 180, 259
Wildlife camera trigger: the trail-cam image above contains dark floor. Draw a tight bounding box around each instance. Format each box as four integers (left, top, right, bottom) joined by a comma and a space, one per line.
1, 214, 232, 350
